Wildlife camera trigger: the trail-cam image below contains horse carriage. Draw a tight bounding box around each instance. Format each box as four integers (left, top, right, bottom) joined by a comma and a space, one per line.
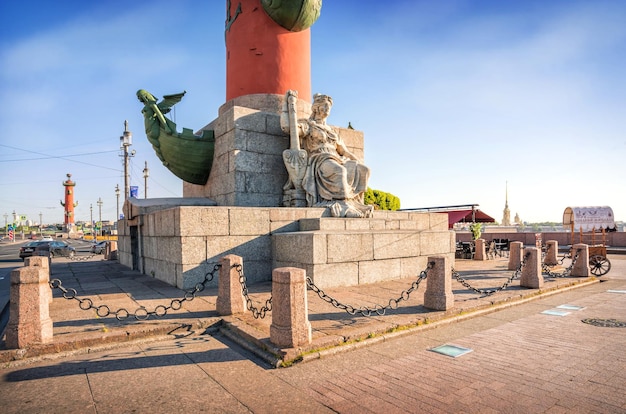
562, 206, 615, 276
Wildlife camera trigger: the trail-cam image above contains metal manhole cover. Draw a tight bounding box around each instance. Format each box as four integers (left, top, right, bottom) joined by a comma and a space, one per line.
582, 318, 626, 328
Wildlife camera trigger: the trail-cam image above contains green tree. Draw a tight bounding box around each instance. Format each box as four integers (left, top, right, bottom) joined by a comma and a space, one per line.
469, 222, 482, 240
364, 188, 400, 211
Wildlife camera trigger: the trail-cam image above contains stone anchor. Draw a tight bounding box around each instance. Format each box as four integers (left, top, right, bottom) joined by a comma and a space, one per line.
282, 90, 308, 207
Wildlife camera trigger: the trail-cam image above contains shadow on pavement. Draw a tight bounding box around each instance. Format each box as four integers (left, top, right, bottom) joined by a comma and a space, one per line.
3, 336, 246, 382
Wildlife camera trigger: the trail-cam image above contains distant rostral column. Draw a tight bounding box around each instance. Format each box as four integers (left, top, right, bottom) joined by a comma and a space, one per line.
225, 0, 321, 102
60, 173, 78, 230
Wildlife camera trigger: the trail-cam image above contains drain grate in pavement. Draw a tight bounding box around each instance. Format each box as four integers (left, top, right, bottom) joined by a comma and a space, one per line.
430, 344, 473, 358
582, 318, 626, 328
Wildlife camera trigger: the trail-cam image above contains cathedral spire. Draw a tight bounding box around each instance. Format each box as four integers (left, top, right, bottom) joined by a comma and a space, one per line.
502, 181, 511, 226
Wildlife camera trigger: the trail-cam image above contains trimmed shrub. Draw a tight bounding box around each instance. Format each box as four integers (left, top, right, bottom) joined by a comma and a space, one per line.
364, 188, 400, 211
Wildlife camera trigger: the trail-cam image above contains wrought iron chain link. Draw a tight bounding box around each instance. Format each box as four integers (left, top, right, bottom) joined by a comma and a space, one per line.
32, 253, 96, 262
49, 263, 221, 321
542, 248, 580, 278
69, 254, 97, 261
557, 250, 571, 265
452, 252, 530, 296
232, 264, 272, 319
306, 261, 434, 317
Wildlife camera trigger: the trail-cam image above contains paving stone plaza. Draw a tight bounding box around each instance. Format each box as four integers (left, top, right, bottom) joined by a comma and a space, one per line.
1, 254, 625, 412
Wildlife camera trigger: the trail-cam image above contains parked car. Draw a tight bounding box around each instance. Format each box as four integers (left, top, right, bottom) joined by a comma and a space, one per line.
19, 241, 48, 259
90, 241, 109, 254
34, 241, 76, 259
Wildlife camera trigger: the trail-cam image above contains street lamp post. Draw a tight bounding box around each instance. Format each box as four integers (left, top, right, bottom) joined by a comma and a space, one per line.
143, 161, 149, 199
120, 121, 134, 201
39, 212, 43, 236
3, 213, 7, 236
115, 184, 120, 223
90, 203, 93, 238
97, 198, 103, 237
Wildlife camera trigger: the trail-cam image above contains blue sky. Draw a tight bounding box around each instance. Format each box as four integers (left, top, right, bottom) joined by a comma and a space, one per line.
1, 0, 625, 226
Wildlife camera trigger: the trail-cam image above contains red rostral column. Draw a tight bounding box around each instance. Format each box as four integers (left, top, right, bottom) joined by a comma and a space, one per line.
60, 173, 77, 227
225, 0, 313, 102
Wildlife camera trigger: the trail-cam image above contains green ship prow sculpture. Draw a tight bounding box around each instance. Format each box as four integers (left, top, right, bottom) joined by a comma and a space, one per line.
137, 89, 215, 185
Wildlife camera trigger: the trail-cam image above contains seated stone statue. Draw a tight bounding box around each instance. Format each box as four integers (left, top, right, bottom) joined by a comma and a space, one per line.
281, 91, 373, 218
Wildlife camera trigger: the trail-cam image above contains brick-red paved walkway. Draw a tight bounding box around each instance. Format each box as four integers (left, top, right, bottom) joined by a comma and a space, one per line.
1, 256, 624, 413
277, 258, 626, 413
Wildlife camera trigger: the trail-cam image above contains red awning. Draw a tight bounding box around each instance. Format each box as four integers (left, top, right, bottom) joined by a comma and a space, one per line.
446, 209, 496, 229
447, 210, 472, 228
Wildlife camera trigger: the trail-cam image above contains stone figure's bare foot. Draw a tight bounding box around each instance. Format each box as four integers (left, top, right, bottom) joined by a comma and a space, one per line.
330, 202, 343, 217
344, 206, 364, 218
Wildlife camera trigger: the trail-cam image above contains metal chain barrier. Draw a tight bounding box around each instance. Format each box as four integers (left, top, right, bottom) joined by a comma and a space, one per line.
232, 263, 273, 319
541, 242, 551, 260
49, 263, 221, 321
452, 252, 530, 296
542, 248, 580, 278
306, 261, 434, 317
557, 250, 571, 265
34, 253, 96, 262
69, 254, 97, 261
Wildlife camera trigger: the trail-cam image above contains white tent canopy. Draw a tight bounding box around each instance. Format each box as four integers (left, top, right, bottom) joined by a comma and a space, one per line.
563, 206, 616, 231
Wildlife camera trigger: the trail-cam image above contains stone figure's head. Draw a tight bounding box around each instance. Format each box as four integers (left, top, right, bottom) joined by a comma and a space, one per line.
136, 89, 157, 104
311, 93, 333, 119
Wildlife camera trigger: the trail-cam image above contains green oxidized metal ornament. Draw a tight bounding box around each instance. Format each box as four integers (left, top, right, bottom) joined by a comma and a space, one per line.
261, 0, 322, 32
137, 89, 215, 185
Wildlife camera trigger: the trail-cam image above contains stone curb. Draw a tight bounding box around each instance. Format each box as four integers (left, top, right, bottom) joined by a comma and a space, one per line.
0, 318, 223, 366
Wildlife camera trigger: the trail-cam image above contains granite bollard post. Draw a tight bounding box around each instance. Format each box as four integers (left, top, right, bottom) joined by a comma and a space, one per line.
270, 267, 312, 348
424, 256, 454, 311
544, 240, 558, 266
473, 239, 486, 261
216, 254, 246, 315
25, 255, 50, 271
570, 244, 590, 277
508, 241, 524, 270
24, 256, 52, 304
520, 247, 543, 288
106, 240, 118, 261
6, 261, 53, 348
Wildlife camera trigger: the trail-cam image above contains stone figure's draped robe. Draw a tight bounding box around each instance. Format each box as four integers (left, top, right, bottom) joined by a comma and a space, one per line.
300, 120, 369, 206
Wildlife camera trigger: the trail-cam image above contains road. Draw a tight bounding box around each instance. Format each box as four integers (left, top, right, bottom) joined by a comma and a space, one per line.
0, 240, 23, 333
